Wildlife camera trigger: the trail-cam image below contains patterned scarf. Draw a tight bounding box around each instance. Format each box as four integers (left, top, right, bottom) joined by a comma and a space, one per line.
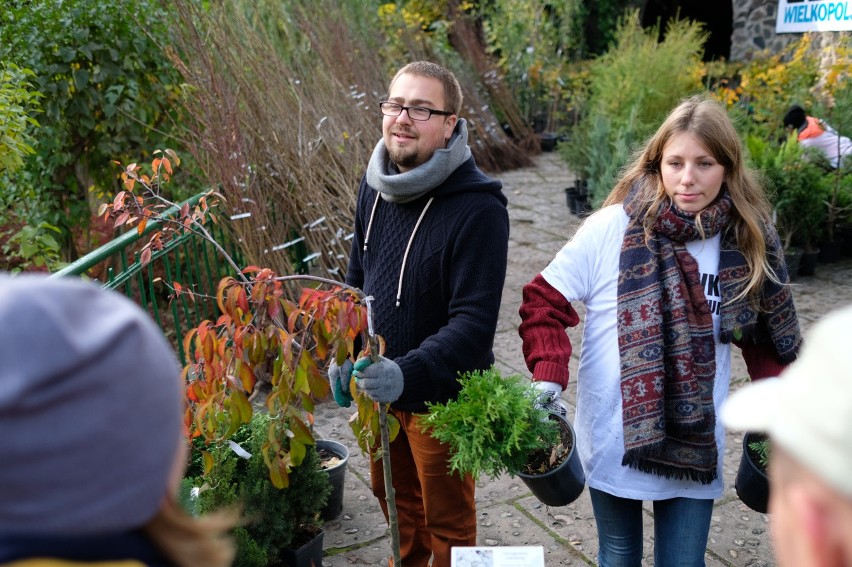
617, 184, 801, 483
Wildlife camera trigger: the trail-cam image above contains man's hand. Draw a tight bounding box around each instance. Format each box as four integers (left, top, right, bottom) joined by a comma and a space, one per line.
327, 359, 354, 407
353, 355, 403, 403
533, 381, 567, 419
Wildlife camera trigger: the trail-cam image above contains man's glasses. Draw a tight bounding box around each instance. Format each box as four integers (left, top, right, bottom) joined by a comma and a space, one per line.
379, 101, 454, 121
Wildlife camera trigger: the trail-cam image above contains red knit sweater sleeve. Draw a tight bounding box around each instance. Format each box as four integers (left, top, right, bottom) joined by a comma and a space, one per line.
518, 273, 580, 389
734, 340, 787, 380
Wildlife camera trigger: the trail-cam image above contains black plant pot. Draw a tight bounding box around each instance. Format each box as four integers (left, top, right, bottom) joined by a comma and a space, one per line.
565, 187, 577, 211
281, 528, 324, 567
798, 249, 819, 277
316, 439, 349, 521
539, 132, 558, 152
836, 226, 852, 257
735, 432, 770, 514
571, 194, 592, 218
517, 414, 585, 506
818, 239, 845, 263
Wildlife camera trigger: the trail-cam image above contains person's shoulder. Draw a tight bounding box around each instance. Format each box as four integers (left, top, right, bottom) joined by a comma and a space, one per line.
577, 203, 628, 233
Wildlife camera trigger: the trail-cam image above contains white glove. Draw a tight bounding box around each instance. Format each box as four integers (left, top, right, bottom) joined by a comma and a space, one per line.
533, 381, 568, 419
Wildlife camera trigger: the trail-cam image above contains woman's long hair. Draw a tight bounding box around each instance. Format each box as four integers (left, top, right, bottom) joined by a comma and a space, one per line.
143, 497, 237, 567
603, 95, 779, 303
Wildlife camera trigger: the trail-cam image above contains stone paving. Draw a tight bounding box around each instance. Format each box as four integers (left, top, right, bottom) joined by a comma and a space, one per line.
312, 151, 852, 566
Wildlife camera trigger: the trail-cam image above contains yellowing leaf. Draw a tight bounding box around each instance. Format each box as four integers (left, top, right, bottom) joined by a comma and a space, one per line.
165, 148, 181, 166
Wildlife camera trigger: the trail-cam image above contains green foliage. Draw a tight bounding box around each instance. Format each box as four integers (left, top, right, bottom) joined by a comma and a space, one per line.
0, 62, 41, 175
480, 0, 584, 132
712, 35, 821, 140
1, 222, 63, 273
747, 133, 830, 251
0, 0, 186, 257
423, 367, 558, 479
559, 11, 706, 203
189, 413, 331, 565
748, 438, 771, 470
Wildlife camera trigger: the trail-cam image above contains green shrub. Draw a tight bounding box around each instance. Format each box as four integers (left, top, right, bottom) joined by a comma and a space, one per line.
560, 10, 706, 204
187, 412, 331, 566
422, 366, 559, 479
746, 133, 830, 251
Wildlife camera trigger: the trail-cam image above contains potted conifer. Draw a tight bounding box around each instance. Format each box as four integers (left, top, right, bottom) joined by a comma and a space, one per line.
422, 367, 584, 507
186, 412, 331, 567
734, 432, 770, 514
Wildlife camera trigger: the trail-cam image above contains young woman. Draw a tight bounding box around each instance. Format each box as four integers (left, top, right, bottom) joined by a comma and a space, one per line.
519, 96, 802, 567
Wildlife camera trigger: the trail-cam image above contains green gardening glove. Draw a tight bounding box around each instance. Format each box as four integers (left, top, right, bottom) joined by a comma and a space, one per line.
352, 355, 403, 403
327, 359, 354, 407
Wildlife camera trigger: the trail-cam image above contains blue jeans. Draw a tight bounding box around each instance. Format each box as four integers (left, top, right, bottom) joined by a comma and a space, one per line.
589, 487, 713, 567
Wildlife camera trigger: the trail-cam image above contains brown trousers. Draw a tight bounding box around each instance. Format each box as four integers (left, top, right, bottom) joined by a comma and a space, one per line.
370, 409, 477, 567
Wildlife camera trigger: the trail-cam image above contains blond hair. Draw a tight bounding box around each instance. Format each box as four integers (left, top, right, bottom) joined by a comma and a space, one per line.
603, 95, 779, 303
390, 61, 463, 115
143, 498, 237, 567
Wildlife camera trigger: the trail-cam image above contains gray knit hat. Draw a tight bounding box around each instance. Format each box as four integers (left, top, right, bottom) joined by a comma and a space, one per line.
0, 275, 183, 535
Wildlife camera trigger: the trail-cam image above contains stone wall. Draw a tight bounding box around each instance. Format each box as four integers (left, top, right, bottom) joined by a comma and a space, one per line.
731, 0, 849, 61
731, 0, 797, 61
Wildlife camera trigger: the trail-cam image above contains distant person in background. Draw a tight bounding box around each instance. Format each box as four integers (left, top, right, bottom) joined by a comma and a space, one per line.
783, 104, 852, 169
0, 276, 235, 567
723, 304, 852, 567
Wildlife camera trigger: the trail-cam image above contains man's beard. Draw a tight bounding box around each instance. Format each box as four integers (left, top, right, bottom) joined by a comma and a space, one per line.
387, 144, 419, 170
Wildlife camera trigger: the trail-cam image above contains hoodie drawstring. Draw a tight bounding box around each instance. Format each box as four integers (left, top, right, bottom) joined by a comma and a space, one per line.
362, 193, 435, 308
396, 197, 434, 307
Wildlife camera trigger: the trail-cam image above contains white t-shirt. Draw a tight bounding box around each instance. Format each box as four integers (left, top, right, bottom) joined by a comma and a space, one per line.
541, 204, 730, 500
800, 124, 852, 169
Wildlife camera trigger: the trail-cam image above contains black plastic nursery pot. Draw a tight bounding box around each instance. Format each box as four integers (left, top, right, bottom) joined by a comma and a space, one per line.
316, 439, 349, 521
517, 413, 585, 506
798, 249, 819, 277
281, 528, 324, 567
735, 432, 770, 514
565, 186, 577, 211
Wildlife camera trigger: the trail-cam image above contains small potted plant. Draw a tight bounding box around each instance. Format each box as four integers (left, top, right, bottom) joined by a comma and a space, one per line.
315, 438, 349, 522
185, 412, 332, 567
422, 366, 584, 507
735, 432, 770, 514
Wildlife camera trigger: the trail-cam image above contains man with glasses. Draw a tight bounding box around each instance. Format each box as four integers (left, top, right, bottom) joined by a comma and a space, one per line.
327, 61, 509, 567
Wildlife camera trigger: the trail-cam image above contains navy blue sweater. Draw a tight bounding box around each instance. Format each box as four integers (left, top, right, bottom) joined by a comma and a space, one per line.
347, 156, 509, 412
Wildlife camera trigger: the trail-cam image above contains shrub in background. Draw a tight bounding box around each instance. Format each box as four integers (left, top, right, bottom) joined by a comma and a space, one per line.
559, 10, 706, 204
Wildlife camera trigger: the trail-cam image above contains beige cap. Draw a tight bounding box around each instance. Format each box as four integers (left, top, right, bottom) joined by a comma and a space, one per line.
721, 304, 852, 498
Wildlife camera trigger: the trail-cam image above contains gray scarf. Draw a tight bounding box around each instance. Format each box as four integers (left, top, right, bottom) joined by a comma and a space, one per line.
366, 118, 472, 204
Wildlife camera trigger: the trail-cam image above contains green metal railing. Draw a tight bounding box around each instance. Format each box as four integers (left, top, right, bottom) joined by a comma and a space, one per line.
51, 193, 243, 364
